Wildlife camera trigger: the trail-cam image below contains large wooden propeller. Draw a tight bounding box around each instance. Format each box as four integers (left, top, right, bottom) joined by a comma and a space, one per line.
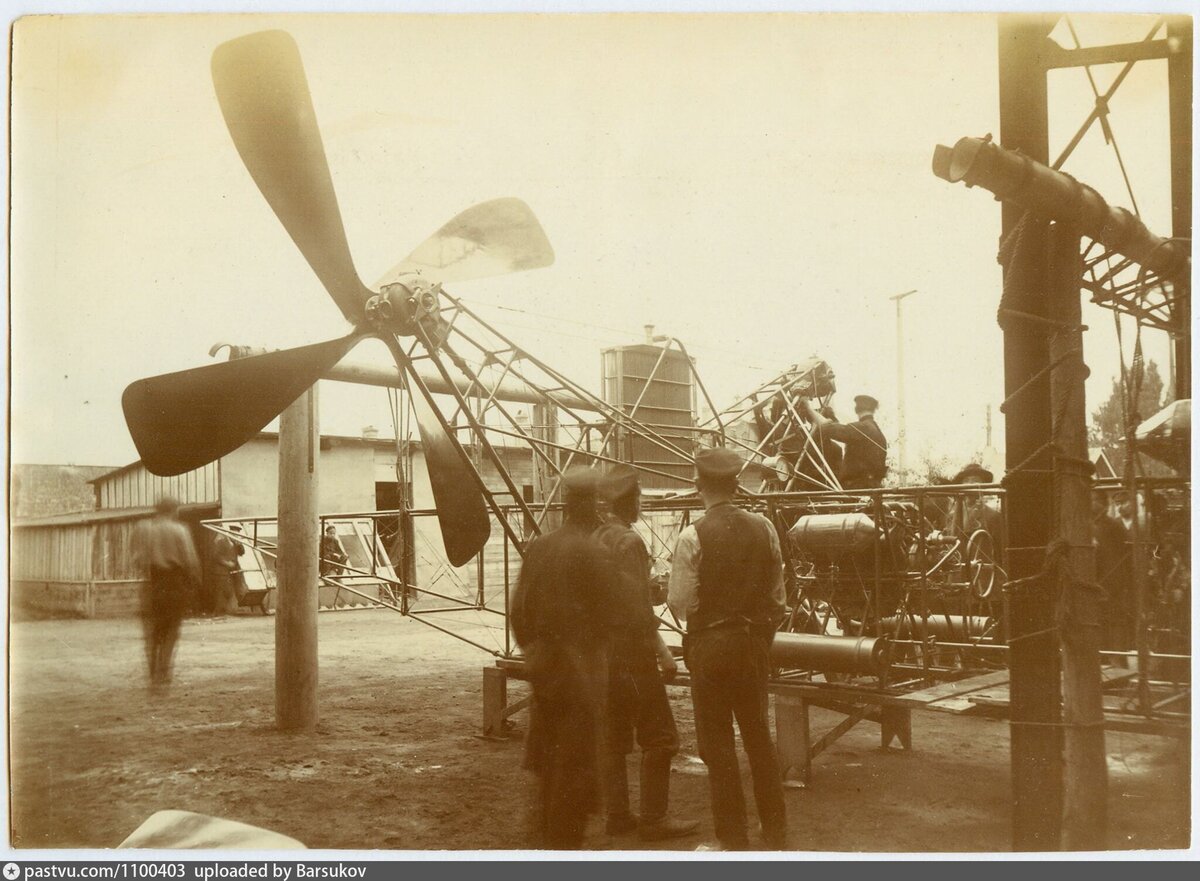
122, 30, 554, 567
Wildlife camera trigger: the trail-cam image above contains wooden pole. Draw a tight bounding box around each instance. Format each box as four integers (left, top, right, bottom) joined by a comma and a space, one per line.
1167, 16, 1191, 400
276, 385, 320, 731
1048, 221, 1107, 849
998, 14, 1064, 851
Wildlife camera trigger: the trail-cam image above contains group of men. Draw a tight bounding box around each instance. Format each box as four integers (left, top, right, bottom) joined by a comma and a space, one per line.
758, 392, 889, 491
512, 447, 788, 851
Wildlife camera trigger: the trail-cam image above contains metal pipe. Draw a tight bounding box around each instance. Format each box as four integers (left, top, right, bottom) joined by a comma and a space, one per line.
213, 342, 598, 412
770, 632, 887, 675
932, 136, 1189, 281
880, 615, 994, 642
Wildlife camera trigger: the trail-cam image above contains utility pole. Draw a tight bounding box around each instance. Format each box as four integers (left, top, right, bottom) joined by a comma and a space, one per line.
276, 384, 320, 730
890, 289, 917, 479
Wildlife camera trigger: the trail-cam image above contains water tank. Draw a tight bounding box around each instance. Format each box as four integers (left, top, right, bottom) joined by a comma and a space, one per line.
601, 343, 697, 489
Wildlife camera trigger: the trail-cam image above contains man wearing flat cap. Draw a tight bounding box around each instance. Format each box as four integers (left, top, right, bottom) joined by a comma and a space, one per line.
800, 394, 888, 489
511, 467, 622, 849
595, 464, 698, 842
667, 448, 788, 850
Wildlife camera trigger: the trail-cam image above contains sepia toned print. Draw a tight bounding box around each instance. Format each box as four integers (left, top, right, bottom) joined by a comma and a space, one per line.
7, 12, 1191, 854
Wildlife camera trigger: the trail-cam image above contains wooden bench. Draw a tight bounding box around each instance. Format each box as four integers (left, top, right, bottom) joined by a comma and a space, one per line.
481, 657, 916, 786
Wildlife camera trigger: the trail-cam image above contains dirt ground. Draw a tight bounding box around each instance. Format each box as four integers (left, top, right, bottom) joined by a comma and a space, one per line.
6, 610, 1191, 853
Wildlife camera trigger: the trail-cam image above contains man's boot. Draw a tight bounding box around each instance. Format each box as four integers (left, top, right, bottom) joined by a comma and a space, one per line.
638, 749, 699, 841
605, 753, 637, 835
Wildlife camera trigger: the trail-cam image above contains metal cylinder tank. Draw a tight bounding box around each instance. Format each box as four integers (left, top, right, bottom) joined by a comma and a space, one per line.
787, 512, 877, 553
770, 632, 888, 674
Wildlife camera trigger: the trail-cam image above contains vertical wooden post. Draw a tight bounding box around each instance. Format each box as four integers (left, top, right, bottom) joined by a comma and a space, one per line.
1048, 222, 1107, 849
1167, 16, 1192, 400
998, 14, 1064, 850
533, 401, 560, 531
276, 385, 319, 731
481, 666, 509, 738
774, 694, 811, 786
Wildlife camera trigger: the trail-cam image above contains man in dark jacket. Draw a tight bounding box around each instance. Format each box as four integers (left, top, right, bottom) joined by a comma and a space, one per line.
212, 526, 246, 613
596, 464, 699, 842
800, 394, 888, 489
133, 497, 201, 690
668, 448, 788, 850
949, 463, 1007, 567
1093, 490, 1133, 651
320, 524, 349, 577
511, 468, 620, 849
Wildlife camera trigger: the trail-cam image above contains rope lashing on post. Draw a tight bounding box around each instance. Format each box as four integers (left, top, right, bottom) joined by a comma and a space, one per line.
997, 307, 1088, 334
1006, 625, 1059, 645
1003, 537, 1069, 596
997, 348, 1084, 415
997, 210, 1048, 323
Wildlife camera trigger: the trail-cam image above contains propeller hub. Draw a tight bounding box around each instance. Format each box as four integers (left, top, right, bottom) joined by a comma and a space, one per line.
365, 279, 450, 345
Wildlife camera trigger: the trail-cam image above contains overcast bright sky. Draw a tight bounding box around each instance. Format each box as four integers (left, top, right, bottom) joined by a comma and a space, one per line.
9, 12, 1179, 472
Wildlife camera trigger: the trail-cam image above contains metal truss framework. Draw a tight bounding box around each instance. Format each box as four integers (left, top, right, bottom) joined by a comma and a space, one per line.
1051, 16, 1191, 374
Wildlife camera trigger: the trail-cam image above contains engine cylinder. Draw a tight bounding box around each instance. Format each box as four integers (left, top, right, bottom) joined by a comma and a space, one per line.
770, 632, 887, 674
787, 512, 877, 553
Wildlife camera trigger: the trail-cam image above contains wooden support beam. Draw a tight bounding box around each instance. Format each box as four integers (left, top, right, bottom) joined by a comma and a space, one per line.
1168, 16, 1192, 399
1041, 38, 1171, 69
774, 694, 812, 786
275, 386, 320, 731
1049, 222, 1108, 849
998, 15, 1064, 852
880, 706, 913, 751
481, 665, 513, 739
808, 705, 869, 760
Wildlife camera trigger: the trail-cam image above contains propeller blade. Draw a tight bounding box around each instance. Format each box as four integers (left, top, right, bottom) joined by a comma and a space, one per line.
405, 375, 491, 567
375, 198, 555, 288
122, 336, 358, 477
212, 30, 372, 323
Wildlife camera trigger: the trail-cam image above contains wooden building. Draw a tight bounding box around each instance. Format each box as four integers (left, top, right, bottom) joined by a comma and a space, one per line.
10, 432, 533, 619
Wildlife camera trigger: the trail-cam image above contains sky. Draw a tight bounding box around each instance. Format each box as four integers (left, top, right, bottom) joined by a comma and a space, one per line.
8, 12, 1181, 473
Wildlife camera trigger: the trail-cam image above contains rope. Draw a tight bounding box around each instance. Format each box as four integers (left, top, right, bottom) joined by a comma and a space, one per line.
998, 348, 1082, 415
1010, 719, 1106, 729
997, 307, 1087, 334
1003, 537, 1069, 594
1003, 442, 1055, 479
1006, 626, 1059, 645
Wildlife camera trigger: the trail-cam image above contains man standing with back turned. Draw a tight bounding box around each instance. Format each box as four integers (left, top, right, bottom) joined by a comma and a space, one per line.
596, 464, 699, 842
511, 468, 620, 849
668, 447, 788, 850
134, 496, 201, 691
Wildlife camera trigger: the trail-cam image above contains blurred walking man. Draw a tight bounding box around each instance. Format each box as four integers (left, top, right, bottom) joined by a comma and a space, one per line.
668, 448, 788, 850
134, 497, 201, 690
596, 464, 699, 842
511, 468, 621, 849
